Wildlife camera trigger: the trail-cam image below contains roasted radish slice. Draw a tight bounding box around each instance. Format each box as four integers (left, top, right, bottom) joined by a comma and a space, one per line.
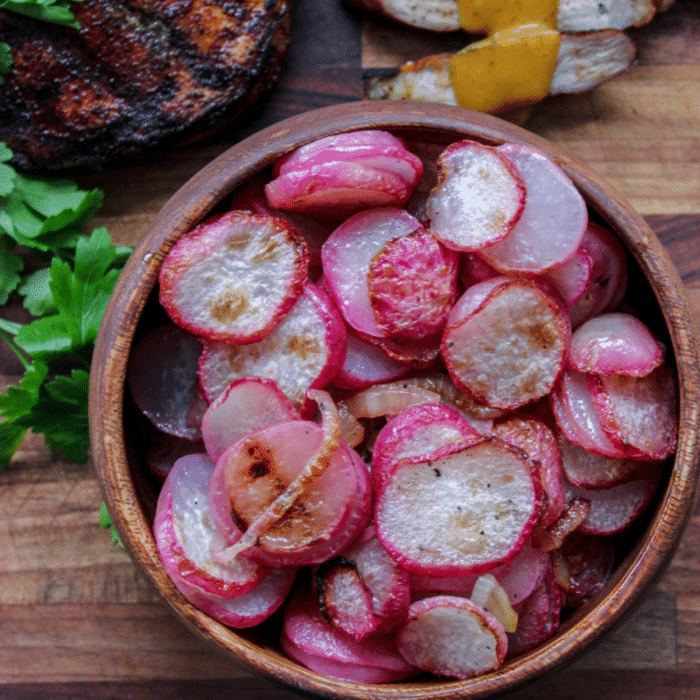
569, 313, 664, 376
159, 211, 309, 344
479, 144, 588, 274
198, 283, 346, 416
153, 454, 270, 600
559, 533, 615, 608
375, 437, 540, 576
442, 278, 569, 409
282, 588, 419, 683
127, 324, 204, 441
368, 228, 459, 342
531, 497, 591, 552
541, 247, 592, 307
201, 377, 299, 462
146, 433, 204, 482
426, 140, 525, 252
321, 207, 423, 336
588, 364, 678, 460
396, 596, 508, 679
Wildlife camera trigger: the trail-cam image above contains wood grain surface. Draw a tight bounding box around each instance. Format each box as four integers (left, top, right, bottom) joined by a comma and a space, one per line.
1, 0, 699, 697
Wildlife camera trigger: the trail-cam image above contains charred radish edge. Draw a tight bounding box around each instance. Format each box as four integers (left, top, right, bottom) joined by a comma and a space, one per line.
396, 596, 508, 679
158, 211, 309, 344
375, 436, 541, 577
426, 140, 526, 252
211, 390, 340, 564
530, 496, 591, 551
201, 377, 300, 462
560, 533, 615, 608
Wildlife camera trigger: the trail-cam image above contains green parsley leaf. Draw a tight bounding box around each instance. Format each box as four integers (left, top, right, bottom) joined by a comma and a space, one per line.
0, 234, 23, 304
99, 501, 124, 547
0, 42, 11, 86
0, 0, 83, 29
18, 268, 56, 317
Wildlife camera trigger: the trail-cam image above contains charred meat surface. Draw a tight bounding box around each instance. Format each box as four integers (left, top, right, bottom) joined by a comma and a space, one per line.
0, 0, 291, 170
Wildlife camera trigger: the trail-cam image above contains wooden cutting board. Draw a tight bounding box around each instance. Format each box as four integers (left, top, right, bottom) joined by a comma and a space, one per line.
0, 0, 699, 697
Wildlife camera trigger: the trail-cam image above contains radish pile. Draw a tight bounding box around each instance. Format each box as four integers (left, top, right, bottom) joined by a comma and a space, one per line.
129, 130, 678, 682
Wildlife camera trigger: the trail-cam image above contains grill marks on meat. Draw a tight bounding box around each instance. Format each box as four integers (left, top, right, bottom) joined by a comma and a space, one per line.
0, 0, 291, 169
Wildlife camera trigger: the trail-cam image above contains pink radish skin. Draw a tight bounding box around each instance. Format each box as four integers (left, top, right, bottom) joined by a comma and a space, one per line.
559, 534, 615, 608
153, 454, 270, 600
442, 279, 570, 409
491, 417, 566, 527
426, 140, 526, 252
375, 437, 541, 577
410, 559, 512, 598
396, 596, 508, 679
127, 324, 204, 441
352, 327, 441, 368
371, 402, 479, 492
201, 377, 299, 462
569, 313, 664, 376
540, 248, 592, 307
497, 541, 549, 606
479, 143, 588, 274
333, 332, 410, 391
569, 222, 628, 328
588, 365, 678, 461
565, 472, 660, 535
282, 589, 419, 683
198, 282, 347, 417
368, 228, 459, 342
159, 211, 309, 344
321, 208, 424, 337
459, 253, 500, 288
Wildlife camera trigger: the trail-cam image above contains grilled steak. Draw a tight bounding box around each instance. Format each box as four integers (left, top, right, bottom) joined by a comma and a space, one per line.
0, 0, 291, 170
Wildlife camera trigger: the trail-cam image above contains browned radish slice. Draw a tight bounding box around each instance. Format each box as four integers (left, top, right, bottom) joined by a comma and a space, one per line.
557, 431, 650, 489
565, 471, 661, 535
371, 402, 478, 491
569, 222, 628, 328
550, 369, 631, 458
442, 279, 569, 409
569, 313, 664, 376
201, 377, 299, 462
426, 140, 525, 252
459, 253, 499, 288
153, 454, 270, 600
507, 559, 562, 657
375, 437, 541, 577
198, 282, 346, 417
396, 596, 508, 679
559, 533, 615, 608
159, 211, 309, 344
352, 328, 442, 368
491, 417, 566, 527
540, 247, 592, 307
321, 208, 424, 337
176, 565, 297, 629
146, 432, 204, 482
588, 365, 678, 460
368, 228, 459, 342
281, 588, 419, 683
333, 332, 410, 391
127, 324, 204, 441
266, 162, 414, 220
530, 497, 591, 552
479, 144, 588, 274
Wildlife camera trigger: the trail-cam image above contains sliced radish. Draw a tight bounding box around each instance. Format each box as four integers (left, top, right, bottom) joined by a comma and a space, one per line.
282, 588, 419, 683
146, 432, 204, 482
557, 431, 649, 489
321, 207, 424, 337
459, 253, 500, 288
410, 558, 512, 599
569, 222, 628, 328
426, 140, 525, 252
479, 144, 588, 274
540, 247, 592, 307
497, 541, 548, 607
375, 437, 541, 577
333, 332, 410, 391
127, 324, 204, 441
569, 313, 664, 376
396, 595, 508, 679
159, 211, 309, 344
565, 471, 661, 535
491, 416, 566, 527
153, 454, 270, 600
198, 282, 346, 417
531, 497, 591, 552
201, 377, 299, 462
352, 328, 442, 368
442, 279, 569, 409
368, 228, 459, 342
550, 369, 631, 458
371, 402, 479, 492
588, 365, 678, 461
559, 533, 615, 608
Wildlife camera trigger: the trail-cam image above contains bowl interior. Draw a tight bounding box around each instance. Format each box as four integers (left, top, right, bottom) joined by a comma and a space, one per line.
90, 101, 700, 700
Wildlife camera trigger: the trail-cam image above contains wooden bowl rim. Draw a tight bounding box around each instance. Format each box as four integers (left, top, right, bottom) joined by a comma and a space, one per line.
89, 100, 700, 700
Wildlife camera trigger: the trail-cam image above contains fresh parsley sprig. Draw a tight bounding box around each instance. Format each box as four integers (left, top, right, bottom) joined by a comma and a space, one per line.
0, 0, 83, 29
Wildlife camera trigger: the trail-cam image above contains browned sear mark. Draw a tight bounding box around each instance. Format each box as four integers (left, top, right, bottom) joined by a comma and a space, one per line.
209, 287, 249, 322
287, 334, 320, 360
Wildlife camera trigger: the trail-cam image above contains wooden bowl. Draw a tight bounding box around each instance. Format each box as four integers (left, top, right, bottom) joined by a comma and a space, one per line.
89, 101, 700, 699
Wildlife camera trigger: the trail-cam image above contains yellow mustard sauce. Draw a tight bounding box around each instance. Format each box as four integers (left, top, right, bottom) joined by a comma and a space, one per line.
449, 0, 560, 115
